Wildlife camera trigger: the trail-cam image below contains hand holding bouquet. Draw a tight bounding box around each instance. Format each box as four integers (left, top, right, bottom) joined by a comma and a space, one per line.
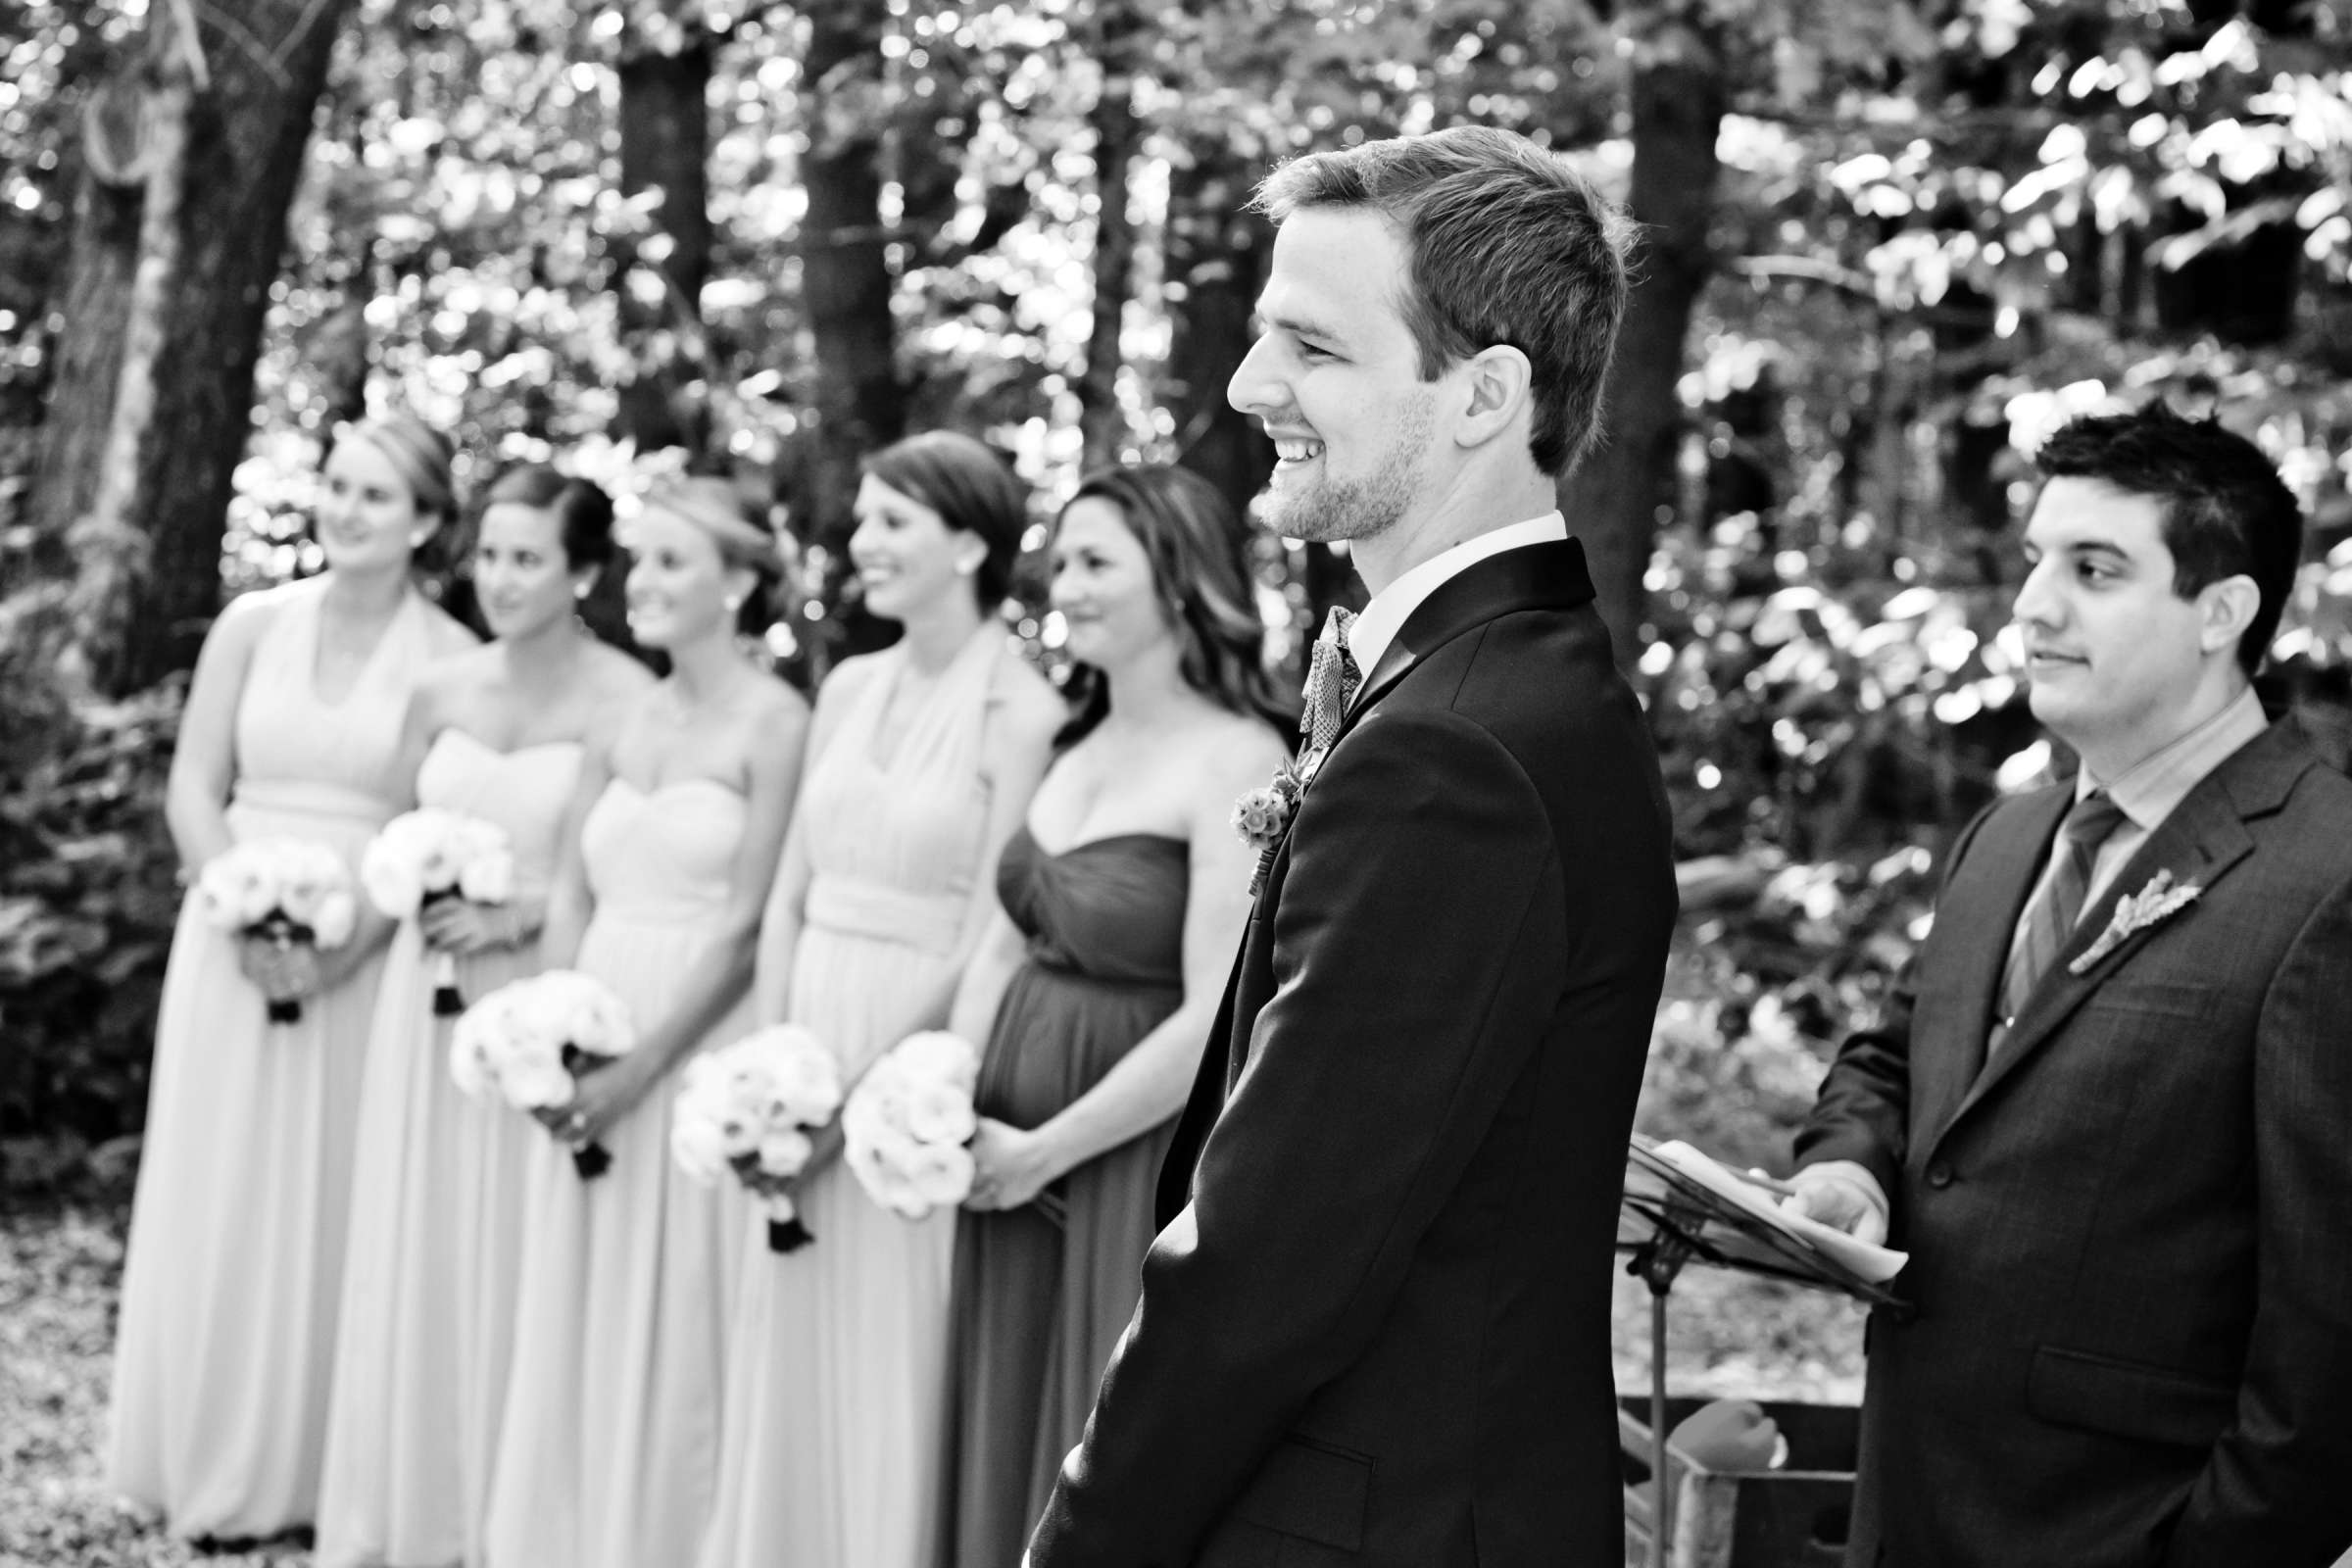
449, 969, 636, 1178
671, 1025, 844, 1252
841, 1031, 983, 1220
361, 808, 515, 1015
197, 838, 359, 1024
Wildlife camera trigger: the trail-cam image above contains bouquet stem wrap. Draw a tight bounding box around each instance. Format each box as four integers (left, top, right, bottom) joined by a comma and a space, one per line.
671, 1025, 843, 1252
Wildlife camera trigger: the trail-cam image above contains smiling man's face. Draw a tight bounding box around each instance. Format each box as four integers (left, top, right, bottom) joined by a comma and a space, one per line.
1224, 206, 1443, 545
2013, 475, 2219, 769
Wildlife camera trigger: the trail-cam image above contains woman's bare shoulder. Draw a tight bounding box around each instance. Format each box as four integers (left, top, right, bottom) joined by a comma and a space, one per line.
416, 596, 481, 658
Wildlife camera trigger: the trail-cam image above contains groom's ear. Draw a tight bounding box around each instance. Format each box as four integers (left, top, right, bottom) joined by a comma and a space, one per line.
1452, 344, 1533, 452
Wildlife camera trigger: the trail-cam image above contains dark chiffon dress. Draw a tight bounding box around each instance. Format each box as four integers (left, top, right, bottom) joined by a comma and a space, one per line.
937, 823, 1191, 1568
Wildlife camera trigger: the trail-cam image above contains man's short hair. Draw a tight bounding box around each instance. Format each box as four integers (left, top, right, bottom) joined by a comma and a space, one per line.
2035, 404, 2304, 674
1251, 124, 1634, 478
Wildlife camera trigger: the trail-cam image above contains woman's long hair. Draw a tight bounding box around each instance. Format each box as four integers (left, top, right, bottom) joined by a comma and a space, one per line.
1056, 465, 1297, 747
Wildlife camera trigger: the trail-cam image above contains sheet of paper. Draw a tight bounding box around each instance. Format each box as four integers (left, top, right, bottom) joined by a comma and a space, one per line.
1649, 1140, 1909, 1285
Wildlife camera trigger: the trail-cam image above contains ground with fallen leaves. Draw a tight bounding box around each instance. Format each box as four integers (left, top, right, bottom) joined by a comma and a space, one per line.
2, 1155, 1861, 1568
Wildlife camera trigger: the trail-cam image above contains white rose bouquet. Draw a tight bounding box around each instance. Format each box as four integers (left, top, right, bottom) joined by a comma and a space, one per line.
840, 1030, 983, 1220
671, 1025, 844, 1252
196, 837, 360, 1024
448, 969, 636, 1178
361, 808, 516, 1015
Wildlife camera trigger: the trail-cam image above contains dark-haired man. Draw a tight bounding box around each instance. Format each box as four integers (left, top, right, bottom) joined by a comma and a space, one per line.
1027, 125, 1677, 1566
1790, 404, 2352, 1567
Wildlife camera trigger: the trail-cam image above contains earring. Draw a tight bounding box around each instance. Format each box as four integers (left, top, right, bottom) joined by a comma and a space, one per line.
411, 531, 430, 549
574, 583, 590, 601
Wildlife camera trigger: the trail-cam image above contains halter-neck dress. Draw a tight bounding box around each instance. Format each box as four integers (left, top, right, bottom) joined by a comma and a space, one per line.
316, 730, 585, 1568
699, 626, 1032, 1568
480, 766, 754, 1568
936, 823, 1191, 1568
108, 574, 443, 1541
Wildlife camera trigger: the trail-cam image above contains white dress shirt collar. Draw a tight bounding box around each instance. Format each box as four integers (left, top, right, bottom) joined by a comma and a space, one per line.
1342, 512, 1567, 682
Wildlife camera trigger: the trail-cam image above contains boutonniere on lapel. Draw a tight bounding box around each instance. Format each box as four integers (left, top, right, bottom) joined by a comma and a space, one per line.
2069, 869, 2203, 975
1232, 750, 1325, 895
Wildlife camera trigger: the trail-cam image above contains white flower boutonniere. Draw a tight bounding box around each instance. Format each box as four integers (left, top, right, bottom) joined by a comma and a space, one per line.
1233, 753, 1319, 895
2069, 868, 2203, 975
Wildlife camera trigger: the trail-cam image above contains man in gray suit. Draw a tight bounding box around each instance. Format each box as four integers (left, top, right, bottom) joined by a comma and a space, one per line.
1790, 404, 2352, 1568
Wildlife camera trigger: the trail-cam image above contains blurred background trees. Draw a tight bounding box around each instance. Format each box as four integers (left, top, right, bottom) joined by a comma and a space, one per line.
4, 0, 2351, 1163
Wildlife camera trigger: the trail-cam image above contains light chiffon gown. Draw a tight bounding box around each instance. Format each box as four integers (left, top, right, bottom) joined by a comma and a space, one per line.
108, 575, 443, 1541
480, 769, 753, 1568
698, 626, 1021, 1568
315, 731, 584, 1568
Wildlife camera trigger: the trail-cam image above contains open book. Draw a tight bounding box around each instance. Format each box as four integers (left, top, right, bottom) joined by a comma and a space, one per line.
1647, 1140, 1908, 1285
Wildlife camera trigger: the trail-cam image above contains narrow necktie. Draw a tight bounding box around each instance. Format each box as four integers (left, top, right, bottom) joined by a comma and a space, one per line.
1300, 607, 1361, 755
1991, 790, 2128, 1054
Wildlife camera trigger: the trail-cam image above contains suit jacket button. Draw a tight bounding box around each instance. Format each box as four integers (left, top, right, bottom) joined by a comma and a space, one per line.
1925, 1161, 1955, 1189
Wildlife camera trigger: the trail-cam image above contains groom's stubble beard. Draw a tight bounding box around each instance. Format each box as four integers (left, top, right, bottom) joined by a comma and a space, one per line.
1264, 388, 1438, 546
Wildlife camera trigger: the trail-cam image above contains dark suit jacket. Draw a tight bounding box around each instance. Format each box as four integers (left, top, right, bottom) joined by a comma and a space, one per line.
1026, 538, 1677, 1567
1796, 719, 2352, 1568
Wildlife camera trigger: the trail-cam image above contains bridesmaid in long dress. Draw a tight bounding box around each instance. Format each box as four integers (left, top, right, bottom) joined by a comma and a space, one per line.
480, 477, 807, 1568
936, 465, 1293, 1567
316, 466, 649, 1568
698, 431, 1063, 1568
107, 412, 478, 1544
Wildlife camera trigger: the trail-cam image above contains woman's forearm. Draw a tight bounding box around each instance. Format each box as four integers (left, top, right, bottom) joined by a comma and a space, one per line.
1034, 997, 1217, 1177
634, 921, 760, 1081
503, 892, 549, 951
539, 887, 590, 969
946, 924, 1026, 1047
165, 774, 235, 873
753, 908, 801, 1025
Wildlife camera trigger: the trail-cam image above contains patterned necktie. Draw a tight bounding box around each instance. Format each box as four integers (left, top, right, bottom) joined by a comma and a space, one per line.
1991, 790, 2128, 1053
1300, 607, 1361, 755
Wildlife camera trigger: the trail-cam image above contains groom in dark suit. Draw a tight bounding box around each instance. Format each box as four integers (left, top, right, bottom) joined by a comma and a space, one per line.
1027, 125, 1677, 1567
1789, 406, 2352, 1568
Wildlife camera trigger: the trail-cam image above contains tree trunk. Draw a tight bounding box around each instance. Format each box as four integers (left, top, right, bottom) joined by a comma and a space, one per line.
1164, 138, 1273, 531
1076, 3, 1142, 471
1559, 37, 1724, 670
1162, 136, 1350, 676
798, 0, 905, 547
24, 116, 140, 587
27, 0, 359, 694
614, 34, 713, 453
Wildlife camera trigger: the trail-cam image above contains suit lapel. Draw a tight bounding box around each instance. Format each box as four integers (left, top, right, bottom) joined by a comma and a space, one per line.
1165, 534, 1597, 1210
1341, 536, 1595, 739
1909, 788, 2067, 1144
1932, 724, 2313, 1148
1257, 538, 1596, 866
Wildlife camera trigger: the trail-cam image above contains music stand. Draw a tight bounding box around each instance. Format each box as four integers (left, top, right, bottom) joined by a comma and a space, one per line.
1617, 1134, 1903, 1568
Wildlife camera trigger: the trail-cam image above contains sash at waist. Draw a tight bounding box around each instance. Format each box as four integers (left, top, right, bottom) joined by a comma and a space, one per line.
805, 874, 964, 956
229, 780, 395, 828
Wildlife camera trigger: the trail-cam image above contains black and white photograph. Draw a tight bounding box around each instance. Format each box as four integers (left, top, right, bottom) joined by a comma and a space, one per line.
3, 1, 2351, 1566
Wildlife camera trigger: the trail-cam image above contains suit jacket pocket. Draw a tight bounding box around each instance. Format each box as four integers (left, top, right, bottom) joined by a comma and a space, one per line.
2084, 980, 2229, 1020
1231, 1433, 1372, 1551
2027, 1345, 2233, 1448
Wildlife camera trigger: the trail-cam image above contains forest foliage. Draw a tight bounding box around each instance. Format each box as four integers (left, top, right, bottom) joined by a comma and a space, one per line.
3, 0, 2351, 1154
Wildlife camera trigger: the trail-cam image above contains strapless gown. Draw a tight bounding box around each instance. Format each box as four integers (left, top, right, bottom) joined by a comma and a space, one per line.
108, 575, 445, 1541
480, 776, 751, 1568
316, 731, 584, 1568
936, 825, 1190, 1568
